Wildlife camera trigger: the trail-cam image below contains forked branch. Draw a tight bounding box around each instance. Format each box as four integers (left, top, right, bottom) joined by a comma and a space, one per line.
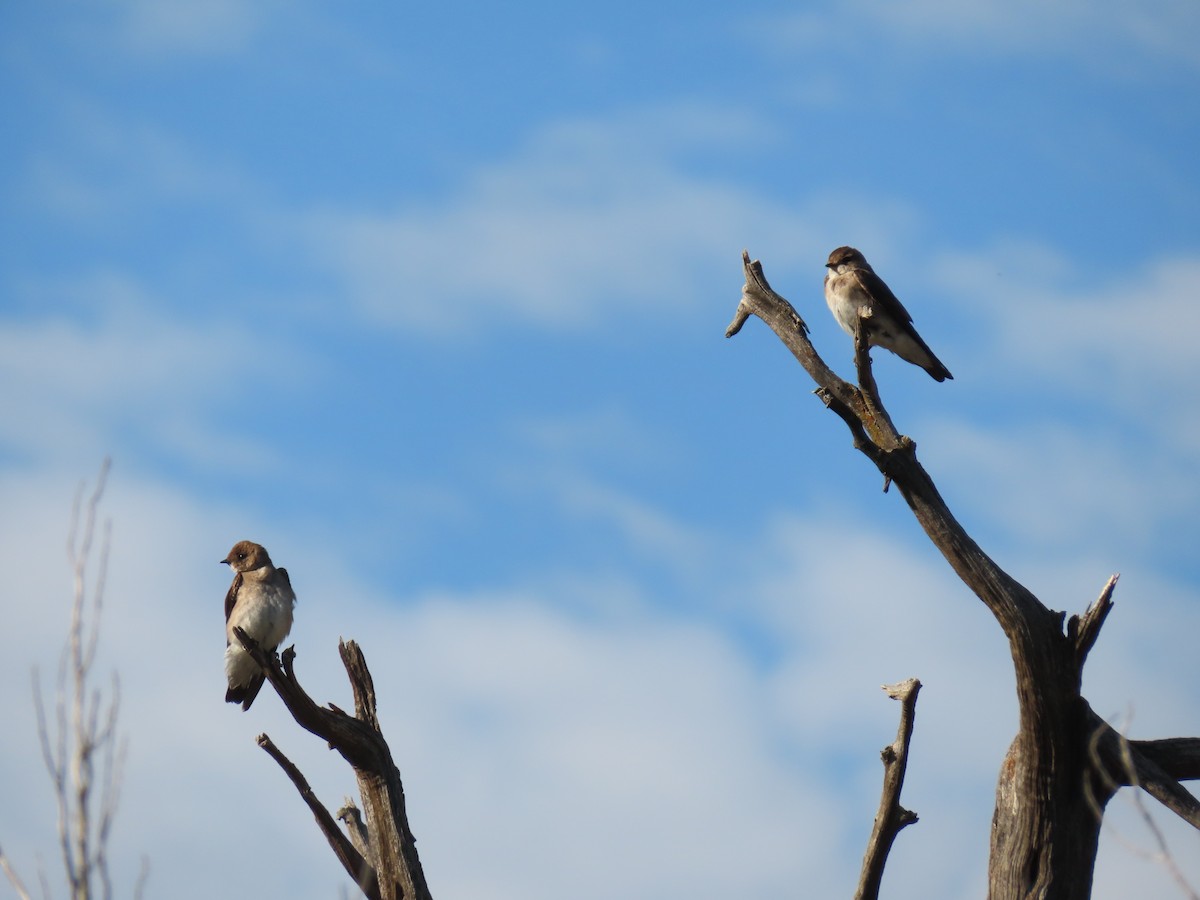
232, 630, 432, 900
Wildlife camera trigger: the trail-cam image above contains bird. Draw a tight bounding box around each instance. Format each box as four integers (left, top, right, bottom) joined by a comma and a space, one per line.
824, 246, 953, 382
221, 540, 296, 711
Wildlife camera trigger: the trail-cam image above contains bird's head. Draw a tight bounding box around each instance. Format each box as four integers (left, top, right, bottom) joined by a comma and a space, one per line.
826, 246, 868, 273
221, 540, 273, 573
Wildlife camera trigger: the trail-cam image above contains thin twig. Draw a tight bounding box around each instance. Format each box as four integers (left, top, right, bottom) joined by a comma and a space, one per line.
0, 845, 35, 900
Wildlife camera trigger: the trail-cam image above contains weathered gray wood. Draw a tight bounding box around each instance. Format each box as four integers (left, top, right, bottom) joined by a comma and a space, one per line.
233, 630, 432, 900
340, 641, 430, 900
855, 679, 921, 900
337, 800, 376, 877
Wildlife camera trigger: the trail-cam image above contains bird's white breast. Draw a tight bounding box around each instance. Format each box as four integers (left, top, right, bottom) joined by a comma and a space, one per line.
825, 271, 871, 336
225, 577, 295, 688
229, 580, 294, 647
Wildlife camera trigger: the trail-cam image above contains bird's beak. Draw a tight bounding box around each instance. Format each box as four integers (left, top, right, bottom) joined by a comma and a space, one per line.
220, 558, 230, 565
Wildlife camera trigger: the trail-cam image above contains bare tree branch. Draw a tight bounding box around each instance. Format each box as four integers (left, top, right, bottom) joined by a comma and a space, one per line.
232, 629, 432, 900
855, 678, 922, 900
256, 734, 380, 900
1088, 713, 1200, 829
1132, 738, 1200, 781
1087, 716, 1200, 899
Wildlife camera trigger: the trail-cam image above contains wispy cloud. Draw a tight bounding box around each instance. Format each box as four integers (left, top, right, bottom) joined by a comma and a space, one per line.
930, 245, 1200, 448
759, 0, 1200, 73
381, 591, 845, 898
0, 271, 295, 470
991, 254, 1200, 392
294, 106, 919, 337
106, 0, 281, 58
16, 99, 259, 233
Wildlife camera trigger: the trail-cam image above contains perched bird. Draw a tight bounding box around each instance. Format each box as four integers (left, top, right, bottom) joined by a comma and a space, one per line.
824, 246, 953, 382
221, 540, 296, 711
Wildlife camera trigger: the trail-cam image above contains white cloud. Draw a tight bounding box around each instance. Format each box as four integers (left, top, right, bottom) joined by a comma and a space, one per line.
511, 403, 679, 471
0, 271, 297, 470
547, 475, 720, 573
759, 0, 1200, 73
20, 106, 257, 230
18, 93, 921, 344
109, 0, 278, 57
296, 107, 919, 337
932, 247, 1200, 392
921, 417, 1198, 559
380, 593, 847, 898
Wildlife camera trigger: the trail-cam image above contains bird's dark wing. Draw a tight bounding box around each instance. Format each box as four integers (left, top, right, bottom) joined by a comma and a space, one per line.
224, 572, 243, 624
852, 265, 915, 325
276, 567, 292, 592
852, 263, 953, 381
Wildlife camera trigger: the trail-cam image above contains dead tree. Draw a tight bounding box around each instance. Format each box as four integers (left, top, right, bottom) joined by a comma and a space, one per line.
0, 460, 149, 900
726, 252, 1200, 899
233, 631, 432, 900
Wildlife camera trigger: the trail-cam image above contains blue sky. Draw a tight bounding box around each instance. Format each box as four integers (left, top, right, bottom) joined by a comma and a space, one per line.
2, 2, 1198, 898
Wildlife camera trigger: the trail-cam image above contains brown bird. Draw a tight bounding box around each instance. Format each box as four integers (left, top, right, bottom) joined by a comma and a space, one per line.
824, 246, 953, 382
221, 540, 296, 710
